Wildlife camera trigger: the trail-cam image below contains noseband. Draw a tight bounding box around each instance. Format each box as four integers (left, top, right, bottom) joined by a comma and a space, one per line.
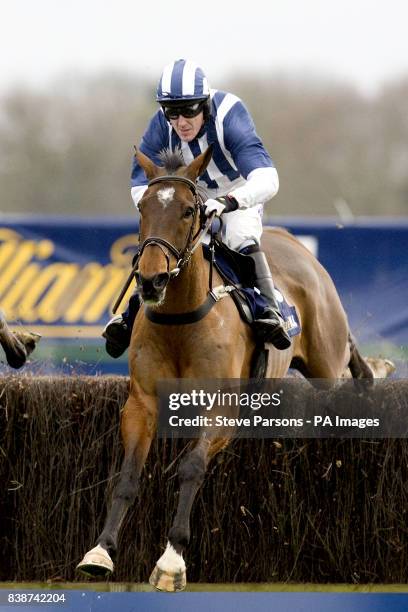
136, 175, 208, 277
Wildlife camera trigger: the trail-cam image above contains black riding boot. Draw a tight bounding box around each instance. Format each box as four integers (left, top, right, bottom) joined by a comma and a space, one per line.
246, 249, 292, 350
102, 291, 141, 358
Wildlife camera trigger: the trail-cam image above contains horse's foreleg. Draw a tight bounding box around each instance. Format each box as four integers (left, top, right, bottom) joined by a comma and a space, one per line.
77, 392, 156, 577
97, 396, 155, 552
149, 438, 208, 592
149, 435, 225, 592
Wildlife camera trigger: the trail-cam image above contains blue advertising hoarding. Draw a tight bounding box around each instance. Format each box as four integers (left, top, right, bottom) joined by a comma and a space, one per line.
0, 215, 406, 374
2, 590, 408, 612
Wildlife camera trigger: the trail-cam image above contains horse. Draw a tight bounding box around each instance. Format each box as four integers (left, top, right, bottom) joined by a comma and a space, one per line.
0, 310, 40, 369
77, 146, 386, 591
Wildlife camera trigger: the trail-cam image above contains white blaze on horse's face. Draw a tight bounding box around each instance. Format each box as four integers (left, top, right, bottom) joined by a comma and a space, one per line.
157, 187, 175, 209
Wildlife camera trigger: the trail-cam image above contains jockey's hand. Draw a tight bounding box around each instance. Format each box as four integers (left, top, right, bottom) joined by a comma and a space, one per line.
204, 198, 225, 217
204, 196, 239, 217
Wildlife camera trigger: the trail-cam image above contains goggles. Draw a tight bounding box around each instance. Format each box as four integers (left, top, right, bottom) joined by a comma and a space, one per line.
162, 100, 206, 121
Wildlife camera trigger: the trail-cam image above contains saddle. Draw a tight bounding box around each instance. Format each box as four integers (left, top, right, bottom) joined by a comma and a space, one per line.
202, 240, 300, 338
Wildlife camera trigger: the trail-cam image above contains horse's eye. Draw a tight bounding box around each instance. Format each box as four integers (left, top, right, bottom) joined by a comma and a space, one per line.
183, 207, 195, 219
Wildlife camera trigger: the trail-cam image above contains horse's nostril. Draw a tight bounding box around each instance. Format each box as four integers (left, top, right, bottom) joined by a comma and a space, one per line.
140, 274, 169, 296
153, 273, 170, 290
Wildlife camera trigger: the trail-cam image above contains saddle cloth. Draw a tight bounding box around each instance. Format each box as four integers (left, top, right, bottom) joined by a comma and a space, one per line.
203, 242, 301, 338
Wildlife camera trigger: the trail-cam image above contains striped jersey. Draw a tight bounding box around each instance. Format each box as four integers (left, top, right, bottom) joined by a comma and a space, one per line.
131, 90, 275, 199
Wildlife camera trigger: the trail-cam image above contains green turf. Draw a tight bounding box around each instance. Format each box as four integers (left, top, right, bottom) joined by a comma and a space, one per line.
2, 583, 408, 592
27, 340, 407, 371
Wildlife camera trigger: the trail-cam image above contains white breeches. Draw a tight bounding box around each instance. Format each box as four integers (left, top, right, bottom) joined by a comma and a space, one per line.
223, 204, 264, 252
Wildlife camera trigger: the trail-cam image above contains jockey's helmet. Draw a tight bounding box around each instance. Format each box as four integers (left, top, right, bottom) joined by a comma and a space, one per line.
156, 59, 211, 119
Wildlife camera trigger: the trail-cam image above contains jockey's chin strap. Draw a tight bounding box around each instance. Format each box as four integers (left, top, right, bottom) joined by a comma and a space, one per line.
136, 174, 213, 279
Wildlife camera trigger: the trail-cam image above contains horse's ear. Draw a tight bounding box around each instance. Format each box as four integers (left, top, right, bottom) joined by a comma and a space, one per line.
184, 145, 213, 181
134, 147, 159, 180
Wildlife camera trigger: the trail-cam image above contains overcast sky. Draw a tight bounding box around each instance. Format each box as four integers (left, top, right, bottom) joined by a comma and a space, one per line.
1, 0, 408, 94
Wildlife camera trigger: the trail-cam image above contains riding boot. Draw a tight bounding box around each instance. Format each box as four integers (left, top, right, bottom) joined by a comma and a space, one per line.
102, 291, 141, 358
246, 248, 292, 350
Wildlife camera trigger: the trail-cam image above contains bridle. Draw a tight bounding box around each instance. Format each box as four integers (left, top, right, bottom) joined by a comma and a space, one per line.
112, 173, 216, 315
136, 174, 213, 278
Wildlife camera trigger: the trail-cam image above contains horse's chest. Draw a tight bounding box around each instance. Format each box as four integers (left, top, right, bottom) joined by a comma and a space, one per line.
131, 328, 238, 380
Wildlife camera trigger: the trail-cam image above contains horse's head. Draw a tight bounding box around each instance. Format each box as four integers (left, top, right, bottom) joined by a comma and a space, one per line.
135, 146, 213, 305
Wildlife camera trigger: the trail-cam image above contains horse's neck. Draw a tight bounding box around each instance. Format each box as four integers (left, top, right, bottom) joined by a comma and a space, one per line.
158, 249, 209, 314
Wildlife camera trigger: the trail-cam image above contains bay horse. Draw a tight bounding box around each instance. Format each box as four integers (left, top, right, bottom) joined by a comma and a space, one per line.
77, 146, 380, 590
0, 310, 40, 369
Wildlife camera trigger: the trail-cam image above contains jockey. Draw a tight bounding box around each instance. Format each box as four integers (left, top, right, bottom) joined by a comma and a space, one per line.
104, 58, 291, 357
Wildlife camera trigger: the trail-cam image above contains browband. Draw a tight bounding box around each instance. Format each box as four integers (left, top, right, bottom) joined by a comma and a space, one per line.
148, 175, 198, 194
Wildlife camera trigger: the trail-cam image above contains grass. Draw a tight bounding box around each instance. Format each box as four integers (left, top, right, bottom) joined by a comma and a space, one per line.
2, 583, 408, 593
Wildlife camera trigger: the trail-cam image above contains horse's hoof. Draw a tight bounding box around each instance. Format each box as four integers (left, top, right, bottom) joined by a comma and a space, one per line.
76, 544, 114, 577
384, 359, 396, 375
20, 331, 42, 355
149, 542, 187, 592
149, 565, 186, 592
365, 357, 396, 378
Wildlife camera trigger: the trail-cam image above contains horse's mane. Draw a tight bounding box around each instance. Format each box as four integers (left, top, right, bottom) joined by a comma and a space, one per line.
158, 147, 185, 174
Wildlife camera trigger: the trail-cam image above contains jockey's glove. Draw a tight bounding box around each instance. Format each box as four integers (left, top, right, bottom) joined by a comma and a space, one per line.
204, 195, 239, 217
